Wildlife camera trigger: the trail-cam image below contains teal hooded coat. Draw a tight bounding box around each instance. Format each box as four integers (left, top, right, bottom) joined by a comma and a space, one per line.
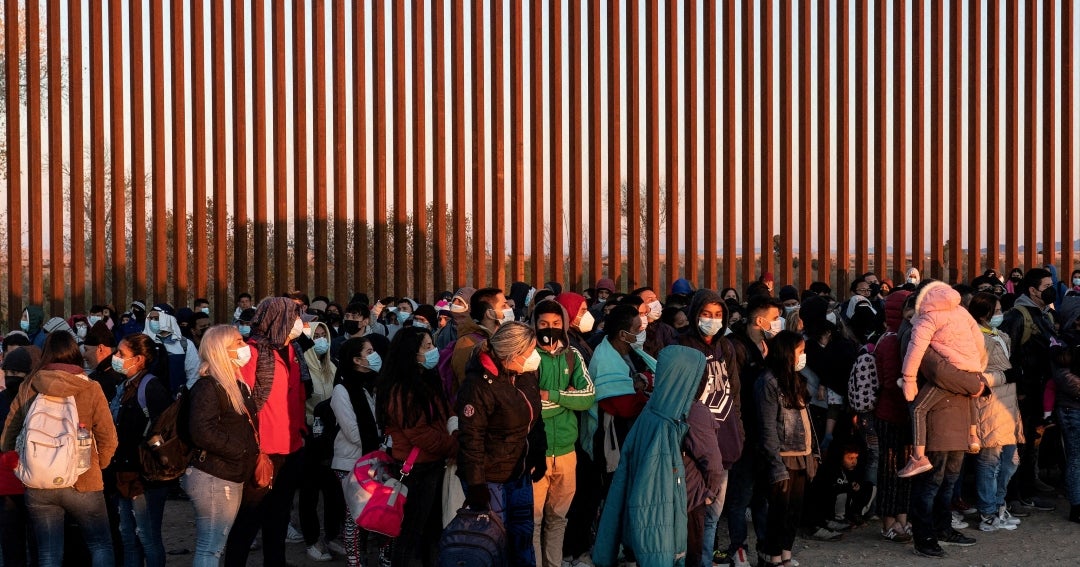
592, 345, 707, 567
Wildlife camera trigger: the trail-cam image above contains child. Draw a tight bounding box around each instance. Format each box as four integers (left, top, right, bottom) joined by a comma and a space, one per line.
811, 444, 873, 531
897, 282, 988, 478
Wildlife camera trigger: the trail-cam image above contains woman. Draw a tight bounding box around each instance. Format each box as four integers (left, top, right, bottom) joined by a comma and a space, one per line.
183, 326, 259, 566
331, 336, 387, 566
966, 292, 1023, 532
756, 330, 819, 567
109, 333, 172, 567
1054, 342, 1080, 523
873, 290, 915, 543
224, 297, 308, 567
378, 327, 458, 567
298, 321, 343, 561
1, 332, 119, 566
457, 322, 544, 567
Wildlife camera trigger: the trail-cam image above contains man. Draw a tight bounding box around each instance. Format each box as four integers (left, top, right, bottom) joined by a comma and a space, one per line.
632, 287, 678, 358
530, 300, 595, 567
118, 300, 148, 338
449, 288, 512, 395
329, 302, 387, 364
434, 287, 476, 350
587, 278, 616, 323
193, 298, 211, 318
81, 323, 123, 413
233, 292, 254, 321
191, 313, 211, 348
1001, 268, 1061, 509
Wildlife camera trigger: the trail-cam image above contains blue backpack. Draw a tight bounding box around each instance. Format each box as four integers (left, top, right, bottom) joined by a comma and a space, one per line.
438, 508, 505, 567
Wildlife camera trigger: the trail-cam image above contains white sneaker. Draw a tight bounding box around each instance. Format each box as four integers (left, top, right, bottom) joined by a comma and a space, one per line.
950, 511, 969, 530
998, 505, 1022, 526
286, 524, 304, 544
326, 538, 346, 556
306, 541, 332, 562
979, 513, 1017, 532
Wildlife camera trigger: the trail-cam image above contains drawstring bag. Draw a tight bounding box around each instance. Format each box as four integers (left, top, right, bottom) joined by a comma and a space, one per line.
342, 446, 420, 537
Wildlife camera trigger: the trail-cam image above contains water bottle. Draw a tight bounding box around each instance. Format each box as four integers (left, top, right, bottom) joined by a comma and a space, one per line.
312, 416, 324, 438
77, 423, 92, 470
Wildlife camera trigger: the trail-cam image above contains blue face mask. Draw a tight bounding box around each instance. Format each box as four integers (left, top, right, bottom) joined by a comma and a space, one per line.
148, 320, 161, 334
396, 310, 410, 325
365, 352, 383, 373
238, 324, 251, 337
88, 315, 102, 326
989, 314, 1004, 329
421, 347, 440, 370
313, 337, 330, 356
111, 355, 127, 376
19, 320, 29, 332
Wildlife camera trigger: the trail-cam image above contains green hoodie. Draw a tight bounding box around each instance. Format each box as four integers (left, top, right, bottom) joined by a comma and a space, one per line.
534, 300, 596, 457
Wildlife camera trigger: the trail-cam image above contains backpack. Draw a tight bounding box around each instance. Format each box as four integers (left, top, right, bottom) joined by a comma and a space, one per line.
438, 507, 506, 567
1017, 306, 1039, 347
310, 397, 339, 461
847, 343, 879, 414
138, 386, 194, 482
436, 332, 483, 403
15, 394, 87, 489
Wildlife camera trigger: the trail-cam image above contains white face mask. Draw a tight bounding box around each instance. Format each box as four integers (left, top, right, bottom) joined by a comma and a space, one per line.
76, 326, 88, 339
697, 317, 723, 337
639, 315, 649, 331
492, 308, 515, 324
288, 318, 304, 340
232, 345, 252, 367
1073, 278, 1080, 287
521, 349, 542, 373
794, 352, 807, 372
826, 312, 838, 325
449, 302, 468, 313
907, 277, 918, 285
764, 317, 783, 338
576, 311, 595, 334
646, 300, 663, 322
622, 329, 646, 349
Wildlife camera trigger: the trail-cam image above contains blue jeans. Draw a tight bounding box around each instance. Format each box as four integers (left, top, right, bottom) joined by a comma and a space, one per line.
909, 451, 964, 542
118, 485, 167, 567
975, 445, 1018, 515
25, 487, 114, 567
1058, 406, 1080, 505
181, 466, 243, 567
462, 474, 536, 567
700, 469, 729, 565
724, 455, 768, 555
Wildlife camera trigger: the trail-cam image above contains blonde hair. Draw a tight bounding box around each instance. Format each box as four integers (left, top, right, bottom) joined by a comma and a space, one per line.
197, 325, 248, 414
485, 321, 536, 365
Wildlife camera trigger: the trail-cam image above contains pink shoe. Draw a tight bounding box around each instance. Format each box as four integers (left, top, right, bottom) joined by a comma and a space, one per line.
897, 455, 933, 478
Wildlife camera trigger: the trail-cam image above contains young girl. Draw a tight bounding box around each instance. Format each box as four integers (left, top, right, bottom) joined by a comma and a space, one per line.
897, 282, 988, 478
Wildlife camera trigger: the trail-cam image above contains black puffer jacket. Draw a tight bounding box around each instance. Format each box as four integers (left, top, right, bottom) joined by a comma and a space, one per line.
456, 350, 545, 487
187, 376, 259, 483
112, 372, 172, 473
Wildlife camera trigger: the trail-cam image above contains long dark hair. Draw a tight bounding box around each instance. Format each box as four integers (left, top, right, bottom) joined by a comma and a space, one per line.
376, 327, 448, 429
764, 330, 807, 409
335, 336, 376, 386
36, 332, 84, 371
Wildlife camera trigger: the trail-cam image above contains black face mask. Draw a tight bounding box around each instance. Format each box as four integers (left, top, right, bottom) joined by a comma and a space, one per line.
536, 328, 567, 347
4, 375, 24, 394
343, 320, 362, 336
1040, 286, 1057, 306
326, 312, 342, 324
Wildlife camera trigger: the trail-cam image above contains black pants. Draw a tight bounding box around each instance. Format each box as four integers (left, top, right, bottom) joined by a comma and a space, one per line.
224, 448, 305, 567
685, 504, 707, 567
762, 470, 807, 557
909, 451, 964, 543
1, 494, 32, 567
562, 446, 603, 558
299, 451, 344, 546
391, 461, 444, 567
1009, 400, 1044, 500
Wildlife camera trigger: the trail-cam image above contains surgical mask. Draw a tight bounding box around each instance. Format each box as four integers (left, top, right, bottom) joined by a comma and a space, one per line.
493, 308, 515, 324
302, 324, 314, 339
366, 352, 383, 373
1073, 278, 1080, 287
343, 320, 361, 336
826, 312, 838, 325
1040, 286, 1057, 306
396, 310, 410, 325
646, 300, 663, 322
907, 277, 918, 284
88, 315, 102, 326
697, 317, 723, 337
199, 307, 210, 315
521, 349, 542, 372
76, 326, 88, 339
784, 305, 798, 316
794, 353, 807, 372
148, 320, 161, 334
232, 345, 252, 367
639, 315, 649, 330
238, 324, 251, 337
288, 318, 304, 340
449, 302, 468, 313
111, 355, 128, 375
421, 348, 440, 370
623, 329, 646, 349
536, 327, 567, 347
763, 317, 783, 338
312, 337, 329, 356
989, 314, 1004, 329
576, 311, 595, 333
19, 320, 29, 332
413, 320, 430, 330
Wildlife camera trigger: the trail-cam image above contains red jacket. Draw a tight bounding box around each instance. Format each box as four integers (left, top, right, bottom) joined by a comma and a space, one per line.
0, 452, 22, 495
240, 343, 307, 455
874, 291, 913, 424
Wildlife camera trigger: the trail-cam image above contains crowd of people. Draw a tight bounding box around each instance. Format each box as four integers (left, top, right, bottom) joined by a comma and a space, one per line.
0, 263, 1079, 567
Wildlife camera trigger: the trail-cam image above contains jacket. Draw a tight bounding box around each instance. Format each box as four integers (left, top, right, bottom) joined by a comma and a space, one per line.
143, 313, 200, 392
532, 300, 596, 457
330, 379, 380, 471
25, 305, 46, 348
682, 400, 725, 510
874, 291, 913, 424
383, 374, 459, 464
240, 342, 306, 455
1054, 365, 1080, 410
1001, 295, 1059, 402
456, 350, 541, 487
727, 324, 766, 461
187, 376, 259, 483
581, 337, 656, 460
302, 322, 338, 426
973, 328, 1022, 448
902, 282, 988, 378
919, 349, 985, 452
449, 319, 492, 394
756, 371, 819, 483
679, 289, 744, 467
110, 372, 172, 473
592, 346, 706, 567
1, 364, 119, 492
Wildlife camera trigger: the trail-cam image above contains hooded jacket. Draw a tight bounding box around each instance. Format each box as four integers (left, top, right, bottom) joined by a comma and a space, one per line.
449, 319, 494, 397
531, 301, 596, 457
1000, 294, 1059, 402
555, 292, 595, 363
973, 324, 1022, 448
677, 289, 744, 468
143, 312, 200, 392
24, 306, 46, 348
1, 364, 119, 492
592, 346, 706, 567
901, 281, 988, 379
302, 322, 338, 425
874, 291, 913, 424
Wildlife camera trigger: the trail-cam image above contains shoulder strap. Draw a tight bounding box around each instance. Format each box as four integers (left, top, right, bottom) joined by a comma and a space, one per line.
1018, 307, 1036, 345
400, 445, 422, 476
136, 374, 152, 417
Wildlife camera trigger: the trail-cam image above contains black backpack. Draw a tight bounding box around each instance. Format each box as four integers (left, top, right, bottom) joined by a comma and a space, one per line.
310, 397, 339, 461
138, 386, 195, 482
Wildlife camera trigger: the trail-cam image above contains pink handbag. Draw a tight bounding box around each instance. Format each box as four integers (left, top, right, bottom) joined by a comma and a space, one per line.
342, 446, 421, 537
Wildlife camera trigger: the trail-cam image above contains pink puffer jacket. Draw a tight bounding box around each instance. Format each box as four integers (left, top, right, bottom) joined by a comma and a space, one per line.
901, 281, 987, 378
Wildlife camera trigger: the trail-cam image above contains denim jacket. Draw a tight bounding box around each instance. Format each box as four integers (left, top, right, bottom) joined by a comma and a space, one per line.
755, 371, 818, 483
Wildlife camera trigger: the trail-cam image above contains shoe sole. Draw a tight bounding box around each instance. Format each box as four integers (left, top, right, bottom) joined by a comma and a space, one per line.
938, 540, 976, 547
898, 463, 933, 478
913, 547, 946, 558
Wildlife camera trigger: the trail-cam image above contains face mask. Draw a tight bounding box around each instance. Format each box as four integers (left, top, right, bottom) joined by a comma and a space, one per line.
4, 376, 23, 394
989, 314, 1004, 329
646, 300, 663, 322
238, 324, 251, 337
449, 302, 468, 313
826, 312, 838, 325
200, 307, 210, 315
784, 305, 798, 316
576, 311, 595, 333
232, 345, 252, 367
763, 317, 783, 338
794, 352, 807, 372
88, 315, 102, 326
366, 352, 384, 373
1040, 286, 1057, 306
312, 337, 329, 356
536, 327, 567, 347
622, 329, 646, 349
521, 349, 542, 372
395, 310, 409, 325
413, 320, 430, 330
492, 308, 515, 324
148, 320, 161, 334
19, 320, 29, 332
698, 317, 723, 337
288, 318, 304, 340
76, 326, 88, 339
343, 320, 361, 336
1073, 278, 1080, 287
907, 277, 918, 284
639, 315, 649, 331
302, 324, 314, 339
111, 355, 128, 375
421, 348, 439, 370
